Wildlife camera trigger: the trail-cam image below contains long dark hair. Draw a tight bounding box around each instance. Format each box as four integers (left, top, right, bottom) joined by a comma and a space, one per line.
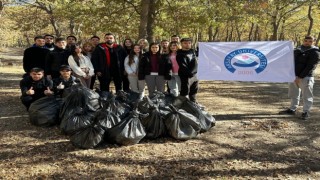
70, 44, 82, 66
128, 44, 142, 66
148, 42, 161, 55
123, 38, 134, 54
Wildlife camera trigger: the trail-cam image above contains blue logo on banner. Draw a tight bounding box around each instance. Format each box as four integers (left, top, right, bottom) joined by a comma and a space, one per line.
224, 48, 267, 73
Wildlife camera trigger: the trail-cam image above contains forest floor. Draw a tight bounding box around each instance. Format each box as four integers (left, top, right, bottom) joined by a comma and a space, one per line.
0, 47, 320, 179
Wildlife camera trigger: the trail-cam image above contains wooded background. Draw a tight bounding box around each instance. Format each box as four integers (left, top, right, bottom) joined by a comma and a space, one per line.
0, 0, 319, 47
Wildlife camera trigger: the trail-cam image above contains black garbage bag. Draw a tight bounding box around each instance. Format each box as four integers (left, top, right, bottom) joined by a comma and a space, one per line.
126, 91, 141, 106
59, 86, 100, 120
106, 110, 146, 146
93, 109, 122, 131
70, 124, 105, 149
105, 97, 131, 119
60, 107, 94, 135
61, 83, 83, 98
115, 90, 128, 103
137, 96, 155, 114
29, 96, 62, 127
172, 96, 188, 109
164, 105, 201, 140
140, 104, 166, 139
180, 100, 215, 133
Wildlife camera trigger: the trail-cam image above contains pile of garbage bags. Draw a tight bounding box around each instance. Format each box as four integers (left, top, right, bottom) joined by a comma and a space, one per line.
28, 84, 216, 149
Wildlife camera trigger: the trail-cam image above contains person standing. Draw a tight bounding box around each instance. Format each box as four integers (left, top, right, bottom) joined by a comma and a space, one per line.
20, 67, 53, 110
23, 36, 50, 77
90, 35, 100, 47
66, 35, 77, 50
279, 36, 320, 120
139, 42, 171, 96
91, 33, 127, 92
171, 35, 180, 43
44, 34, 55, 51
160, 39, 170, 54
122, 38, 134, 92
137, 38, 149, 54
166, 41, 181, 96
177, 38, 198, 103
124, 44, 145, 99
45, 37, 69, 79
68, 44, 94, 88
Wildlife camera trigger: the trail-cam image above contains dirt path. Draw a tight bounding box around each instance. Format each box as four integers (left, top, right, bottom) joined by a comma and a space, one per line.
0, 48, 320, 179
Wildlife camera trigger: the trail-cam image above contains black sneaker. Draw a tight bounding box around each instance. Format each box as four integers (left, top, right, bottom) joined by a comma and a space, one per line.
279, 109, 296, 115
301, 112, 310, 120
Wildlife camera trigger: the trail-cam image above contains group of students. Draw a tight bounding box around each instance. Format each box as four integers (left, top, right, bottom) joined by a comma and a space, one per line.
20, 33, 199, 110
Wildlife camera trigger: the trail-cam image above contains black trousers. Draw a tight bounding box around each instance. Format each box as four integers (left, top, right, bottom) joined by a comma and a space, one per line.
98, 72, 122, 92
21, 96, 34, 110
179, 76, 198, 102
122, 74, 130, 92
90, 75, 96, 90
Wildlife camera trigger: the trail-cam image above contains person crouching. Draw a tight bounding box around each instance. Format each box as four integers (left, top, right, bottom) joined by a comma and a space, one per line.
52, 65, 81, 97
20, 67, 53, 110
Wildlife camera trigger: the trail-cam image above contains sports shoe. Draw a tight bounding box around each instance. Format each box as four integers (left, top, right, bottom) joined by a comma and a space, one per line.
301, 112, 310, 120
279, 109, 296, 115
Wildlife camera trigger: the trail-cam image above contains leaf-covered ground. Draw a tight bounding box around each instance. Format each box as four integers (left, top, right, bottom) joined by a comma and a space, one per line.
0, 48, 320, 179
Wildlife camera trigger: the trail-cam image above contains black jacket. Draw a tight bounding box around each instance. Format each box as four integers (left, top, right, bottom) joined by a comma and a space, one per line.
176, 49, 198, 77
23, 46, 50, 73
45, 46, 70, 78
91, 43, 127, 78
294, 46, 320, 78
138, 52, 171, 80
52, 75, 81, 97
20, 76, 53, 101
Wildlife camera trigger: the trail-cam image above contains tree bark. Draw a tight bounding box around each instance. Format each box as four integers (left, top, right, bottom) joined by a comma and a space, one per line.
248, 22, 254, 41
307, 4, 313, 36
138, 0, 149, 39
208, 25, 213, 42
315, 32, 320, 47
212, 27, 219, 41
146, 0, 158, 43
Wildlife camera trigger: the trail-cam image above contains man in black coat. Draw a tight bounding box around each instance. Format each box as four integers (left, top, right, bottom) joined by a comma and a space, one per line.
279, 36, 320, 120
45, 37, 70, 79
177, 38, 198, 103
91, 33, 127, 92
23, 36, 50, 77
52, 65, 81, 97
44, 34, 55, 51
20, 67, 53, 110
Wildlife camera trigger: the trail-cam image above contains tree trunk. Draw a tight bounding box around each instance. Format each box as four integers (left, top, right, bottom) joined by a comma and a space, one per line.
208, 25, 213, 42
271, 15, 278, 40
146, 0, 158, 43
138, 0, 149, 39
213, 27, 219, 41
248, 22, 254, 41
69, 18, 75, 35
307, 5, 313, 36
315, 32, 320, 47
0, 1, 3, 16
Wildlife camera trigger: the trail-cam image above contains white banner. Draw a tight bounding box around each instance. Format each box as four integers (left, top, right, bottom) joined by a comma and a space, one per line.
198, 41, 295, 82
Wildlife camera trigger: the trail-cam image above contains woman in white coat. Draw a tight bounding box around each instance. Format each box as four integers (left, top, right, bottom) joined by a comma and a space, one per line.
124, 44, 145, 99
68, 44, 94, 88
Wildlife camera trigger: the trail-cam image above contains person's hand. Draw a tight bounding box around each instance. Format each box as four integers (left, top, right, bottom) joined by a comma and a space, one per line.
26, 87, 34, 95
57, 82, 65, 89
44, 87, 53, 96
294, 77, 301, 87
96, 72, 102, 77
47, 75, 52, 80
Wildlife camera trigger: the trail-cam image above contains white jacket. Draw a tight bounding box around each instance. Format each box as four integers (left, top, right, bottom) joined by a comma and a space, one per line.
68, 54, 94, 77
124, 55, 139, 74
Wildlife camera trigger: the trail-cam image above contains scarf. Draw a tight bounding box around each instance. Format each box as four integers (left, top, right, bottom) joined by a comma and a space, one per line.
101, 43, 118, 67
